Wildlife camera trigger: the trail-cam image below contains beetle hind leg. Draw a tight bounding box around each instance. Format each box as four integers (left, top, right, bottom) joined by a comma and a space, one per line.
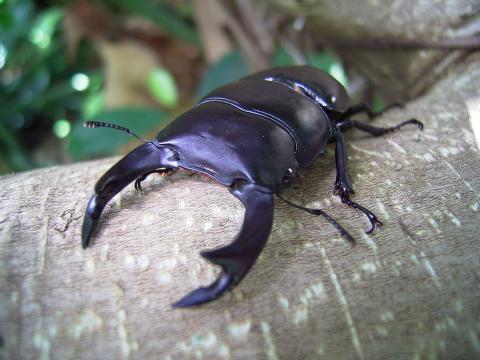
343, 118, 423, 136
172, 183, 273, 308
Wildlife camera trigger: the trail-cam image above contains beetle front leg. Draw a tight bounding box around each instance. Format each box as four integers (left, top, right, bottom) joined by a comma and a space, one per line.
134, 168, 177, 191
333, 128, 382, 234
172, 182, 273, 308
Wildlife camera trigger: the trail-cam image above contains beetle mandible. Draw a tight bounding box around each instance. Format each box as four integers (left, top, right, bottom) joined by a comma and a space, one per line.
82, 65, 423, 307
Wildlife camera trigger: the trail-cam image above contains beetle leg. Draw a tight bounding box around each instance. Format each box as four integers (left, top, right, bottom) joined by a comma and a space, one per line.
341, 118, 423, 136
276, 193, 355, 243
82, 143, 178, 248
134, 168, 176, 191
172, 183, 273, 308
333, 130, 354, 196
333, 128, 382, 234
339, 102, 404, 120
333, 117, 422, 232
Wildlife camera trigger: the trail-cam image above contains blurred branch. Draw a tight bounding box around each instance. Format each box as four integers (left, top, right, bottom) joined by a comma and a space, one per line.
234, 0, 274, 55
279, 34, 307, 65
192, 0, 233, 64
193, 0, 269, 70
97, 40, 160, 108
114, 0, 200, 46
315, 35, 480, 49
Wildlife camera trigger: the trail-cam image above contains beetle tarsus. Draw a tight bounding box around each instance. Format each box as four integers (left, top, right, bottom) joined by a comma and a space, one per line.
333, 178, 382, 234
349, 118, 423, 136
276, 193, 355, 243
134, 169, 176, 192
340, 198, 383, 234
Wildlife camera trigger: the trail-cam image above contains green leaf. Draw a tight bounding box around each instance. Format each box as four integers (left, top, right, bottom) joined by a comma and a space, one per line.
29, 8, 63, 49
196, 50, 249, 99
270, 48, 348, 87
307, 52, 348, 87
113, 0, 199, 45
82, 93, 105, 119
0, 122, 30, 173
147, 68, 178, 108
271, 47, 295, 67
68, 108, 167, 160
373, 95, 387, 113
0, 0, 34, 44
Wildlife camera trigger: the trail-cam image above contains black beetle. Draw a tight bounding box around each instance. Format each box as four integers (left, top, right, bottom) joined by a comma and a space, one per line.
82, 65, 422, 307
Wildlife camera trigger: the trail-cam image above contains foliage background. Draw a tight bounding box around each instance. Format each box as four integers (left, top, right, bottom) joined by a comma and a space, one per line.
0, 0, 366, 175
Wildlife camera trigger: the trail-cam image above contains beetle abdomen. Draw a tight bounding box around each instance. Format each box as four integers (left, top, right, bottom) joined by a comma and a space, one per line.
155, 102, 298, 191
201, 79, 332, 167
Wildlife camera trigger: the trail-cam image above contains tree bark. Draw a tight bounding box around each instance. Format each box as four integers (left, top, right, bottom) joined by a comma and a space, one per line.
264, 0, 480, 101
1, 55, 480, 360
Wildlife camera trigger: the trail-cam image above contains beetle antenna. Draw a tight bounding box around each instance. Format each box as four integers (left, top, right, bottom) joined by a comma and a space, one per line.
276, 193, 355, 244
84, 121, 149, 143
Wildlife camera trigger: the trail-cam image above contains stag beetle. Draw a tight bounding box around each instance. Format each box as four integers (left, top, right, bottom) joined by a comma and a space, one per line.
82, 65, 422, 308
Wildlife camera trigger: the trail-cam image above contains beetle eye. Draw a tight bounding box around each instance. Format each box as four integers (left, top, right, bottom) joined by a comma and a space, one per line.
282, 168, 295, 184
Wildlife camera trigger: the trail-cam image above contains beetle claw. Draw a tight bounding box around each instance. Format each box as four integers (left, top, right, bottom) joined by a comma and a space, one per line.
365, 216, 383, 234
334, 178, 355, 197
340, 197, 383, 234
134, 178, 143, 192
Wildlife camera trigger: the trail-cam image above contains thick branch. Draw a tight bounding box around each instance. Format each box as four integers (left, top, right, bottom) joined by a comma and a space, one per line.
1, 55, 480, 360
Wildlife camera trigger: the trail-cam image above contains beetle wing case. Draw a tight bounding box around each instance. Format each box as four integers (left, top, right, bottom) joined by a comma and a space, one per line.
200, 78, 333, 167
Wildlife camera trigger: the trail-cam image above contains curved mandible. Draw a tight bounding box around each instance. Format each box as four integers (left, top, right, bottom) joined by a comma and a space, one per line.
82, 143, 178, 248
172, 183, 274, 308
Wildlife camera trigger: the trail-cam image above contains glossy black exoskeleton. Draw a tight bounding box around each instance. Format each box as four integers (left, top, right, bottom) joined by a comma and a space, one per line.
81, 66, 423, 307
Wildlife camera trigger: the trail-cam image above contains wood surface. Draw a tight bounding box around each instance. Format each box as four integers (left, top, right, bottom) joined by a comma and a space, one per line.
264, 0, 480, 100
1, 55, 480, 360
